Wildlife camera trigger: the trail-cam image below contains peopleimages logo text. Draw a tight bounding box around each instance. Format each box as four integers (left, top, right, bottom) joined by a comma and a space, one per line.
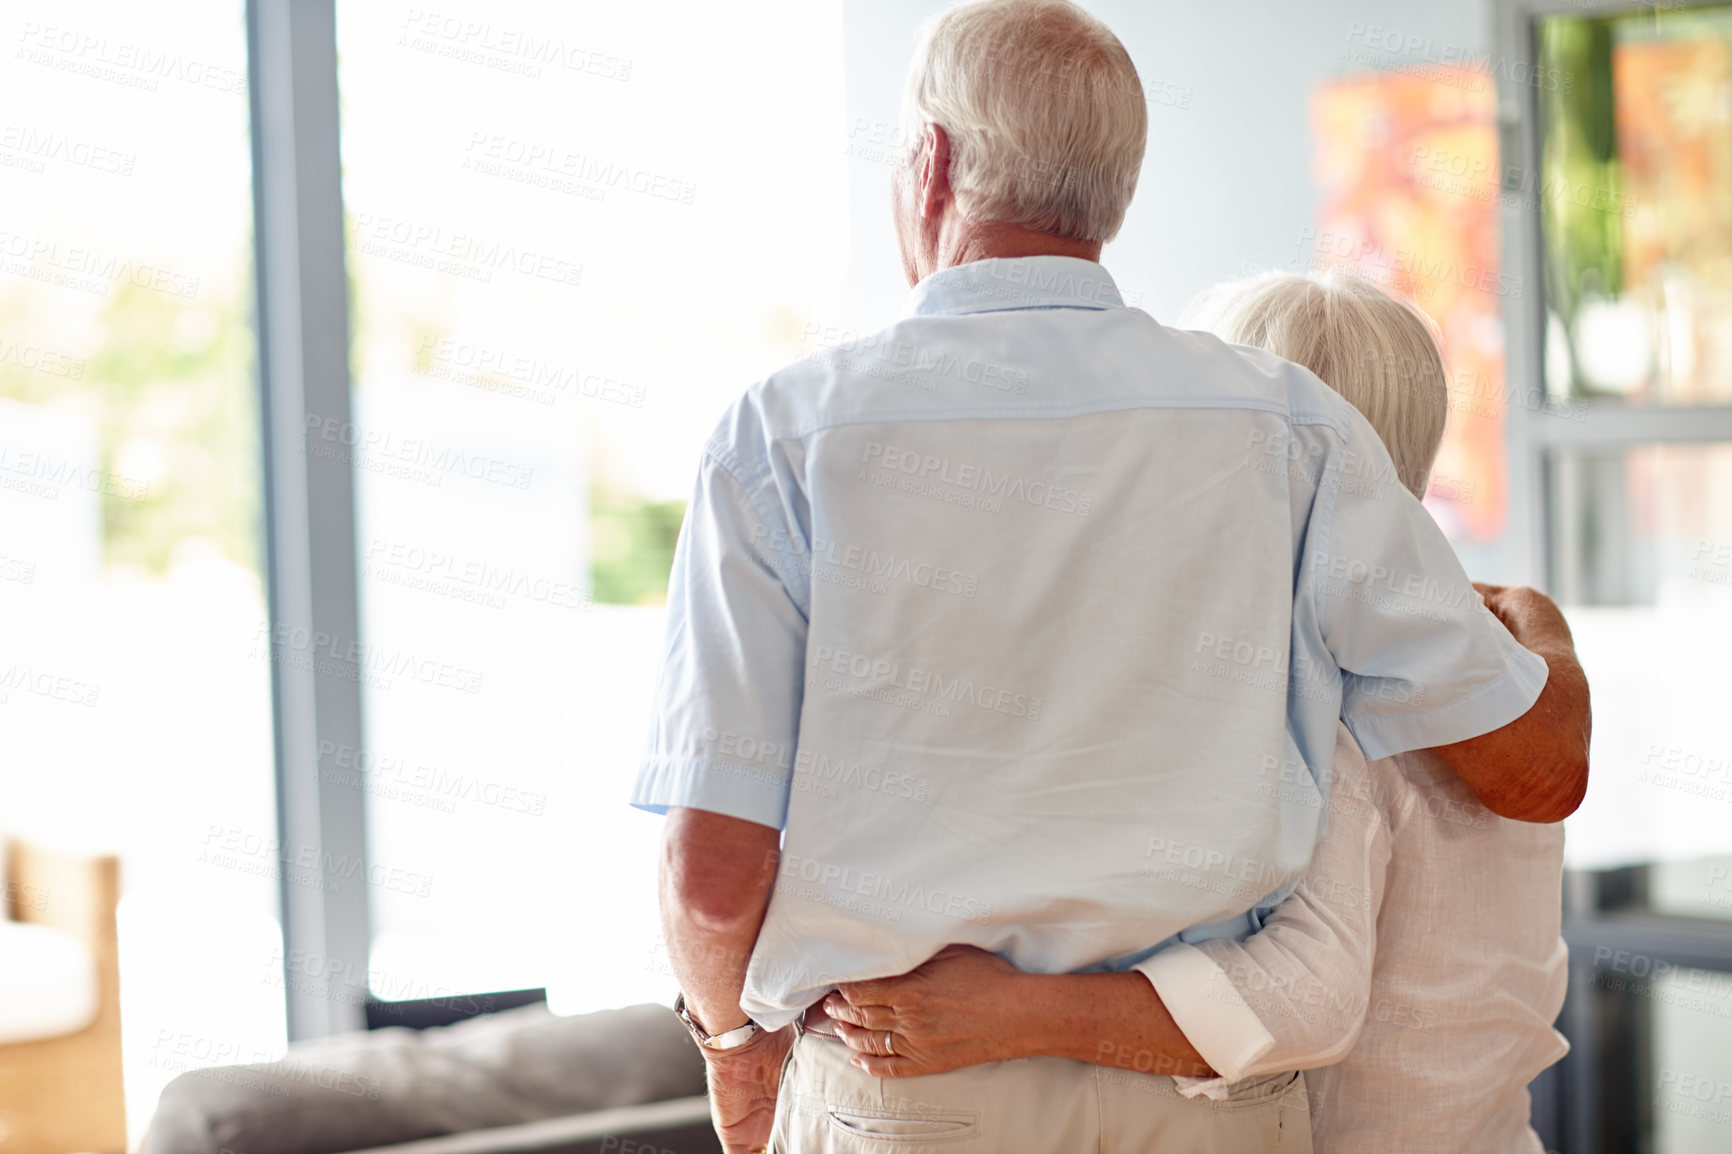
810, 646, 1043, 720
750, 525, 980, 597
779, 853, 994, 924
861, 441, 1091, 515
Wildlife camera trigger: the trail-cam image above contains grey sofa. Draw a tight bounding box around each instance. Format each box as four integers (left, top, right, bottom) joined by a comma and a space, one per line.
145, 1003, 720, 1154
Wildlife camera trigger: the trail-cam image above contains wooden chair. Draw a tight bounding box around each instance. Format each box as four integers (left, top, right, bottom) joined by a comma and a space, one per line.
0, 840, 126, 1154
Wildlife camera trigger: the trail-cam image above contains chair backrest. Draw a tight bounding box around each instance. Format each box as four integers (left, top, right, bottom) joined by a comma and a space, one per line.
0, 839, 127, 1154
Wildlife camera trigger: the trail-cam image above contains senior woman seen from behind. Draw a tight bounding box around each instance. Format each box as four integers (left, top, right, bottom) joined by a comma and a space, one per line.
822, 271, 1583, 1153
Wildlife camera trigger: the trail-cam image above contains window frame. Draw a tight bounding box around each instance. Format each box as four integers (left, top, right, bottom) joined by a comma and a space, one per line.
247, 0, 371, 1040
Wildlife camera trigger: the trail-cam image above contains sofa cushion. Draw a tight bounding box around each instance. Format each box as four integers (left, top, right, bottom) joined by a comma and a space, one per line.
145, 1002, 706, 1154
0, 921, 98, 1044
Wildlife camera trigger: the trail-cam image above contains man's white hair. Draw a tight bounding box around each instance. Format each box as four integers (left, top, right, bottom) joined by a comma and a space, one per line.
899, 0, 1147, 243
1185, 270, 1450, 499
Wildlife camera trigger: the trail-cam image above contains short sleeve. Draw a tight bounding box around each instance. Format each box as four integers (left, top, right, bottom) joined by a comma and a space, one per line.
1299, 415, 1549, 762
629, 452, 809, 829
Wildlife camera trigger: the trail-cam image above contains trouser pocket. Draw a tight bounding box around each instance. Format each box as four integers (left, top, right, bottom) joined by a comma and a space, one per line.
825, 1107, 979, 1143
774, 1033, 987, 1152
1216, 1069, 1303, 1110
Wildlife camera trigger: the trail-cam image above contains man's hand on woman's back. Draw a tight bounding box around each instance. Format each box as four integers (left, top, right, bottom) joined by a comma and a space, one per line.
1474, 584, 1573, 649
1433, 584, 1591, 824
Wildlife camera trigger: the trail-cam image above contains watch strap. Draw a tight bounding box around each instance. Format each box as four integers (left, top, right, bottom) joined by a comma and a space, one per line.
674, 992, 763, 1052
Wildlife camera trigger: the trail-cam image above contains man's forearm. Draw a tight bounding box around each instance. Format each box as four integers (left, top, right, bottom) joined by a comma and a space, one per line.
659, 806, 782, 1033
1436, 586, 1592, 823
1005, 970, 1214, 1078
661, 899, 763, 1035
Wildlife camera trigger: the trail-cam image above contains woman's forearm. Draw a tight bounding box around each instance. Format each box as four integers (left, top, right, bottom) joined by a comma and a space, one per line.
1004, 970, 1215, 1077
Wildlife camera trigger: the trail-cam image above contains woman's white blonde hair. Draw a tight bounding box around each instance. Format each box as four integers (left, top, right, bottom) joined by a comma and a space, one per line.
899, 0, 1148, 243
1184, 270, 1450, 499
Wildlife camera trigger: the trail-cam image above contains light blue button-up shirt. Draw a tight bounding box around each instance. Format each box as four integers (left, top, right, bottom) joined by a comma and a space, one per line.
632, 256, 1547, 1031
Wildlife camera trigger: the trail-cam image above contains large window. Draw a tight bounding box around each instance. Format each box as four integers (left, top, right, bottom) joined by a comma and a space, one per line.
0, 0, 279, 1140
332, 0, 849, 1015
1500, 2, 1732, 1150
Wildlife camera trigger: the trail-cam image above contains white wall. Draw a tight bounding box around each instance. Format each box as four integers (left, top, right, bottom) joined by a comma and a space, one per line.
840, 0, 1490, 327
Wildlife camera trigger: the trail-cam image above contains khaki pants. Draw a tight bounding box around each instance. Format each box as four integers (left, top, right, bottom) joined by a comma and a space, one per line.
770, 1028, 1311, 1153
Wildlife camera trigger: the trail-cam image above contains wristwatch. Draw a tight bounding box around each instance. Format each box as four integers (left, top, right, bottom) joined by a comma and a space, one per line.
673, 993, 764, 1052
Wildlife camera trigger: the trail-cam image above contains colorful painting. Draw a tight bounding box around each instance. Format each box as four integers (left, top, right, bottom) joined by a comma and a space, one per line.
1305, 67, 1508, 543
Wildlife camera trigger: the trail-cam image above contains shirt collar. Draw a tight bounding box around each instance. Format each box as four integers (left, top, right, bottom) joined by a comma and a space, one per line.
901, 256, 1125, 318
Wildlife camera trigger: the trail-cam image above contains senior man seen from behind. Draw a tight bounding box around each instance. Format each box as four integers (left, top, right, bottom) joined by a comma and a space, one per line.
630, 2, 1588, 1152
